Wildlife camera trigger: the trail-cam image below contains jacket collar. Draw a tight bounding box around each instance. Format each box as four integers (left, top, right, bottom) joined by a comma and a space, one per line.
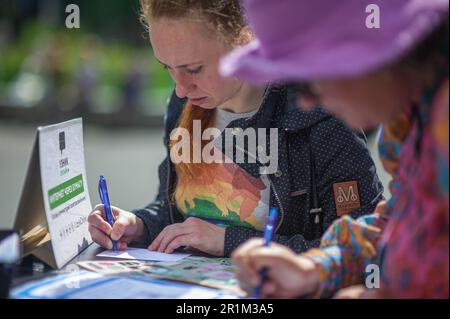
280, 85, 331, 131
237, 84, 331, 131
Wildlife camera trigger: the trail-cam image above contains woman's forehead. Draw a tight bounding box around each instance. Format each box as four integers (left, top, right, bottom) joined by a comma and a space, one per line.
150, 18, 226, 67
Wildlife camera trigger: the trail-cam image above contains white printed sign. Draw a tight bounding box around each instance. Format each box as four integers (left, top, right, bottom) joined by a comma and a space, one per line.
15, 118, 92, 269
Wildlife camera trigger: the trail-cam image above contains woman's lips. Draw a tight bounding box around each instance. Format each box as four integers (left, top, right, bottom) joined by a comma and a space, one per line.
190, 97, 207, 105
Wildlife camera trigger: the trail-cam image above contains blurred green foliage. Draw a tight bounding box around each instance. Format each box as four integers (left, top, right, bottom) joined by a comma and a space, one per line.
0, 1, 174, 117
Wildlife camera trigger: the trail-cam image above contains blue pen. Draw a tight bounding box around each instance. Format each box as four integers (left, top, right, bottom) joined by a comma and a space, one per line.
253, 207, 278, 299
98, 175, 117, 252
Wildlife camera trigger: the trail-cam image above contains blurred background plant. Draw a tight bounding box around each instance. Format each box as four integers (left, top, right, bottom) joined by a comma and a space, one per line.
0, 0, 173, 126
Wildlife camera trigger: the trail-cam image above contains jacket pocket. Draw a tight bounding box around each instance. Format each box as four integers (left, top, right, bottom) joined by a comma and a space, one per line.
287, 188, 314, 239
289, 189, 307, 197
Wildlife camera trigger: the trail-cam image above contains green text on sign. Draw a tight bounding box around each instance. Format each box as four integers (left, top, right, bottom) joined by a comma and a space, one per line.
48, 174, 84, 209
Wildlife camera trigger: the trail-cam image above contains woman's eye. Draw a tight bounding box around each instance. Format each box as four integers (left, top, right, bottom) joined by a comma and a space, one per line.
186, 66, 203, 75
163, 65, 175, 76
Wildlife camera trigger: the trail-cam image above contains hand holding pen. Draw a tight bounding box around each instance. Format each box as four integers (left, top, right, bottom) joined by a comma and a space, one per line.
231, 211, 321, 298
88, 176, 147, 251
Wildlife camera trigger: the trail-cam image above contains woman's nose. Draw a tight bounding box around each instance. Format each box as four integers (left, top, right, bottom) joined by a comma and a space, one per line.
175, 84, 191, 99
173, 74, 195, 99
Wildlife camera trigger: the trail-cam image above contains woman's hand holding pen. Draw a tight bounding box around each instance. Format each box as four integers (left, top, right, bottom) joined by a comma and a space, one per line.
88, 204, 146, 250
232, 239, 321, 298
148, 217, 225, 256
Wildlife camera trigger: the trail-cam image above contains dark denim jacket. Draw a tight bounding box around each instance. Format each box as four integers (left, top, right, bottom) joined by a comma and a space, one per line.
134, 84, 384, 256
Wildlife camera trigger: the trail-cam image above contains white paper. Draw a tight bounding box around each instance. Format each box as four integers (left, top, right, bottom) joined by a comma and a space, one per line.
97, 247, 190, 262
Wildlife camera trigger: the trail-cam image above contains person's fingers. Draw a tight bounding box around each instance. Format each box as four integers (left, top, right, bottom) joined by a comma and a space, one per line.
110, 215, 130, 241
261, 281, 278, 298
164, 234, 194, 254
235, 269, 255, 296
149, 223, 191, 252
117, 240, 128, 251
158, 224, 194, 252
89, 204, 132, 250
147, 225, 169, 251
88, 224, 113, 250
232, 239, 263, 265
236, 245, 295, 289
231, 238, 264, 263
246, 245, 292, 271
231, 238, 263, 271
232, 239, 264, 284
88, 211, 112, 236
148, 233, 161, 251
93, 203, 123, 221
236, 268, 284, 299
89, 226, 127, 251
333, 285, 367, 299
110, 205, 122, 219
235, 260, 260, 288
93, 203, 104, 212
149, 217, 201, 251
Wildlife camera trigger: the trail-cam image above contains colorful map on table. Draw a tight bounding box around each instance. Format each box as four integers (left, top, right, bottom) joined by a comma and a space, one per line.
78, 256, 243, 295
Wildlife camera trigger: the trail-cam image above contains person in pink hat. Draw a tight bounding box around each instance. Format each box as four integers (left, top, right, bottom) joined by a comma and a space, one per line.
226, 0, 449, 298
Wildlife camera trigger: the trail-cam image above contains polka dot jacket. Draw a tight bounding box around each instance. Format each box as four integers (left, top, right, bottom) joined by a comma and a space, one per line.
133, 84, 384, 257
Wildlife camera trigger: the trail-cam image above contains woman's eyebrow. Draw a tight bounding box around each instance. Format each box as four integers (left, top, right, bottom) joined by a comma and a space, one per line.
156, 58, 202, 69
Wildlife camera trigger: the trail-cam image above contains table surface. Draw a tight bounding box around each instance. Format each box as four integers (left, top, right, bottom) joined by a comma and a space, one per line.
10, 243, 230, 295
11, 243, 130, 287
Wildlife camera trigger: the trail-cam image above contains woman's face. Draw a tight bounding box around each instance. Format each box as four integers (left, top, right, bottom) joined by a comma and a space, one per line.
150, 17, 244, 109
311, 69, 411, 130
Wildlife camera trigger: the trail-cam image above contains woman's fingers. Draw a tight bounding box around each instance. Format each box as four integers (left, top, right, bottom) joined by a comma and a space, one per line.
235, 268, 257, 295
88, 210, 112, 236
164, 234, 193, 254
88, 204, 132, 251
117, 240, 128, 251
110, 214, 132, 241
261, 281, 278, 298
149, 223, 192, 252
88, 224, 113, 249
159, 225, 191, 252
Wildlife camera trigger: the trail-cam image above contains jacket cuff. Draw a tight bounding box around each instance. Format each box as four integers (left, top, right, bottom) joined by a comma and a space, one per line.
303, 246, 346, 298
132, 209, 153, 247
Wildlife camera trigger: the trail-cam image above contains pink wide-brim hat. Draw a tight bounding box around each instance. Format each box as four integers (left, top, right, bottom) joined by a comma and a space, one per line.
220, 0, 448, 83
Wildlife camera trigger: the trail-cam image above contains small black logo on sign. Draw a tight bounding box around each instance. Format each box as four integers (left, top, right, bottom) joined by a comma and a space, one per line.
59, 131, 66, 155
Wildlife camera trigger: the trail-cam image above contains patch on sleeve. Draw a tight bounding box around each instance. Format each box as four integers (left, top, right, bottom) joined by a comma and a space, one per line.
333, 181, 361, 216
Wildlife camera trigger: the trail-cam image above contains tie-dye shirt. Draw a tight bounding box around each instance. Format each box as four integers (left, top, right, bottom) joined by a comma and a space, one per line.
174, 108, 271, 231
304, 78, 449, 298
